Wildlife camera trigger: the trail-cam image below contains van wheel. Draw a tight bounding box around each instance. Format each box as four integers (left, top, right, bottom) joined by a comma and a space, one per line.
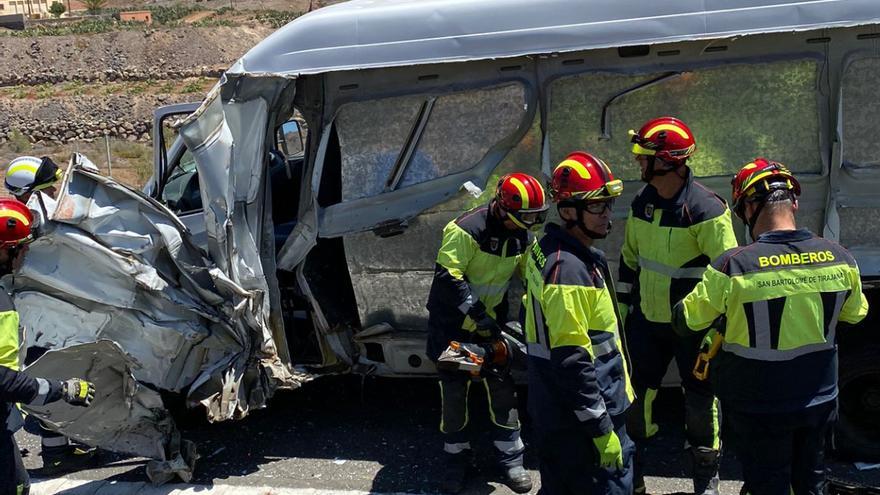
835, 345, 880, 461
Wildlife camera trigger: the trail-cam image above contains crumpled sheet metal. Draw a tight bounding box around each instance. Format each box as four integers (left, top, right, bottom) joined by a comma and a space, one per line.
23, 341, 174, 461
15, 166, 309, 475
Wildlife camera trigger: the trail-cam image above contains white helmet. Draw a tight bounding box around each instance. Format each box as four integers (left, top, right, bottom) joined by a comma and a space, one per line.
5, 155, 61, 198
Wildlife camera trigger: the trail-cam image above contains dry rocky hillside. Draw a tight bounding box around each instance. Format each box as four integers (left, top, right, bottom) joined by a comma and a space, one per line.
0, 0, 337, 192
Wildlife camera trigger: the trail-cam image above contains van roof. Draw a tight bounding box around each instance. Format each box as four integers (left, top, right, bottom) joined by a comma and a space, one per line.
228, 0, 880, 76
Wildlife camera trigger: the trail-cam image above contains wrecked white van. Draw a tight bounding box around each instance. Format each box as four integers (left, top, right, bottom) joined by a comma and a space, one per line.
18, 0, 880, 480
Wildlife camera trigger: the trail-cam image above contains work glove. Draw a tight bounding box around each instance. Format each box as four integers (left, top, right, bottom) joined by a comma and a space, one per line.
592, 430, 623, 470
61, 378, 95, 407
473, 314, 502, 337
468, 302, 502, 337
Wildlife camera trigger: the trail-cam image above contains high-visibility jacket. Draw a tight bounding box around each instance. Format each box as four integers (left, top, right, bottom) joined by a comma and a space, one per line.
426, 203, 531, 359
1, 290, 59, 435
618, 170, 738, 323
524, 223, 634, 436
673, 229, 869, 413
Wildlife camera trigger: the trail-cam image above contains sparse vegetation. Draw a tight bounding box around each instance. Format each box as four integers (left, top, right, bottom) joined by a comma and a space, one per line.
34, 83, 55, 99
250, 9, 303, 28
0, 18, 118, 37
147, 4, 201, 25
7, 129, 31, 154
112, 140, 151, 160
62, 80, 86, 96
193, 18, 234, 28
49, 1, 66, 18
82, 0, 108, 14
128, 81, 148, 95
180, 80, 204, 94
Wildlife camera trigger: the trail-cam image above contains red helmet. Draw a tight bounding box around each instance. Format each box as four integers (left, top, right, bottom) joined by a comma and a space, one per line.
0, 199, 34, 249
629, 116, 696, 165
731, 158, 801, 217
550, 151, 623, 203
495, 173, 549, 229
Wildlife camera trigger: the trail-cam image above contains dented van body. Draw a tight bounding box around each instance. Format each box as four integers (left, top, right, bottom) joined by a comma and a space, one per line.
18, 0, 880, 479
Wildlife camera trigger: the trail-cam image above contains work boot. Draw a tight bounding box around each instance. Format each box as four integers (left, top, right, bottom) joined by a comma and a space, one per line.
440, 451, 472, 494
690, 446, 721, 495
40, 445, 98, 475
633, 442, 647, 494
501, 465, 532, 493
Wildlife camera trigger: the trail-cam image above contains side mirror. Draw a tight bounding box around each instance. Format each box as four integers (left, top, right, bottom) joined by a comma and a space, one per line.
278, 120, 305, 159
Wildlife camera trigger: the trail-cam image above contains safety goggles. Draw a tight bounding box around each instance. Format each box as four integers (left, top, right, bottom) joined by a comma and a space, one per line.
629, 130, 657, 156
505, 207, 549, 230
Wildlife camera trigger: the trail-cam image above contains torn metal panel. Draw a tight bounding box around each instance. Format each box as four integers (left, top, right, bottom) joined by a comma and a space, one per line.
14, 165, 309, 474
228, 0, 880, 77
177, 90, 298, 408
22, 341, 175, 461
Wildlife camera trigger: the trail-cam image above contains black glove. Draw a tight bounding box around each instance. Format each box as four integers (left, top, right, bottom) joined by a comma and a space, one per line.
467, 301, 502, 336
61, 378, 95, 407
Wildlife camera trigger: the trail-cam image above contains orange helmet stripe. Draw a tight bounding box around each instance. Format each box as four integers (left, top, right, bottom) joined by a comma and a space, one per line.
644, 123, 690, 140
0, 209, 30, 227
508, 176, 530, 209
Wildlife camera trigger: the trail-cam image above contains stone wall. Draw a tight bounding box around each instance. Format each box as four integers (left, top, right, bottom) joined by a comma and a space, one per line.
0, 93, 195, 144
0, 25, 272, 86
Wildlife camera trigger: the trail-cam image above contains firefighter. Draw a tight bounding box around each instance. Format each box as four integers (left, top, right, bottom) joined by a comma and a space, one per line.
4, 156, 98, 474
618, 117, 738, 494
5, 156, 62, 204
672, 159, 869, 495
523, 151, 634, 494
0, 199, 95, 495
426, 173, 549, 494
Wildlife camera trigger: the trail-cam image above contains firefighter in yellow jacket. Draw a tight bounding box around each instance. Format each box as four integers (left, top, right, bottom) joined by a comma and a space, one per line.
426, 173, 548, 494
618, 117, 738, 494
673, 159, 868, 495
0, 199, 95, 495
524, 151, 635, 495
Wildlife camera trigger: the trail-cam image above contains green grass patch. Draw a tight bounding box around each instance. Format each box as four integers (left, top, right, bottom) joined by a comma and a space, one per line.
7, 129, 31, 153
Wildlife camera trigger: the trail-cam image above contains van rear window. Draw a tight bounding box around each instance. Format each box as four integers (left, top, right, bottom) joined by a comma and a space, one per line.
548, 59, 821, 180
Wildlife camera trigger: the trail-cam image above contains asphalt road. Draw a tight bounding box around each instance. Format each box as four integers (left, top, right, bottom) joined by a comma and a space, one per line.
16, 375, 880, 494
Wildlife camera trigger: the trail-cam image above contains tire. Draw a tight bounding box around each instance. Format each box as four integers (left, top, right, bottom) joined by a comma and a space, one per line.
835, 345, 880, 461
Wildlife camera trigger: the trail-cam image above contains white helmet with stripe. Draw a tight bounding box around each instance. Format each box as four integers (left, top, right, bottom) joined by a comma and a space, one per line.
5, 155, 61, 198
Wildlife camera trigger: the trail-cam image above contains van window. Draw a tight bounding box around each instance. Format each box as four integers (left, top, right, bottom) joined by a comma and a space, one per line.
336, 83, 527, 202
842, 57, 880, 168
548, 59, 821, 180
161, 147, 202, 214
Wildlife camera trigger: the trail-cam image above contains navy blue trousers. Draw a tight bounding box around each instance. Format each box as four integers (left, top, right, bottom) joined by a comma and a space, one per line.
535, 418, 634, 495
727, 400, 835, 495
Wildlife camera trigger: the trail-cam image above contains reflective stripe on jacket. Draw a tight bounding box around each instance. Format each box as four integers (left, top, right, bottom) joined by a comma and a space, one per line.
674, 229, 869, 413
425, 203, 531, 359
524, 223, 633, 436
618, 170, 738, 323
1, 290, 32, 434
427, 203, 530, 327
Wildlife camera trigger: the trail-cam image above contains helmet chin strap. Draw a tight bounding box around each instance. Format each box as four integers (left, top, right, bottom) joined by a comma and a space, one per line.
0, 246, 18, 276
641, 156, 684, 183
